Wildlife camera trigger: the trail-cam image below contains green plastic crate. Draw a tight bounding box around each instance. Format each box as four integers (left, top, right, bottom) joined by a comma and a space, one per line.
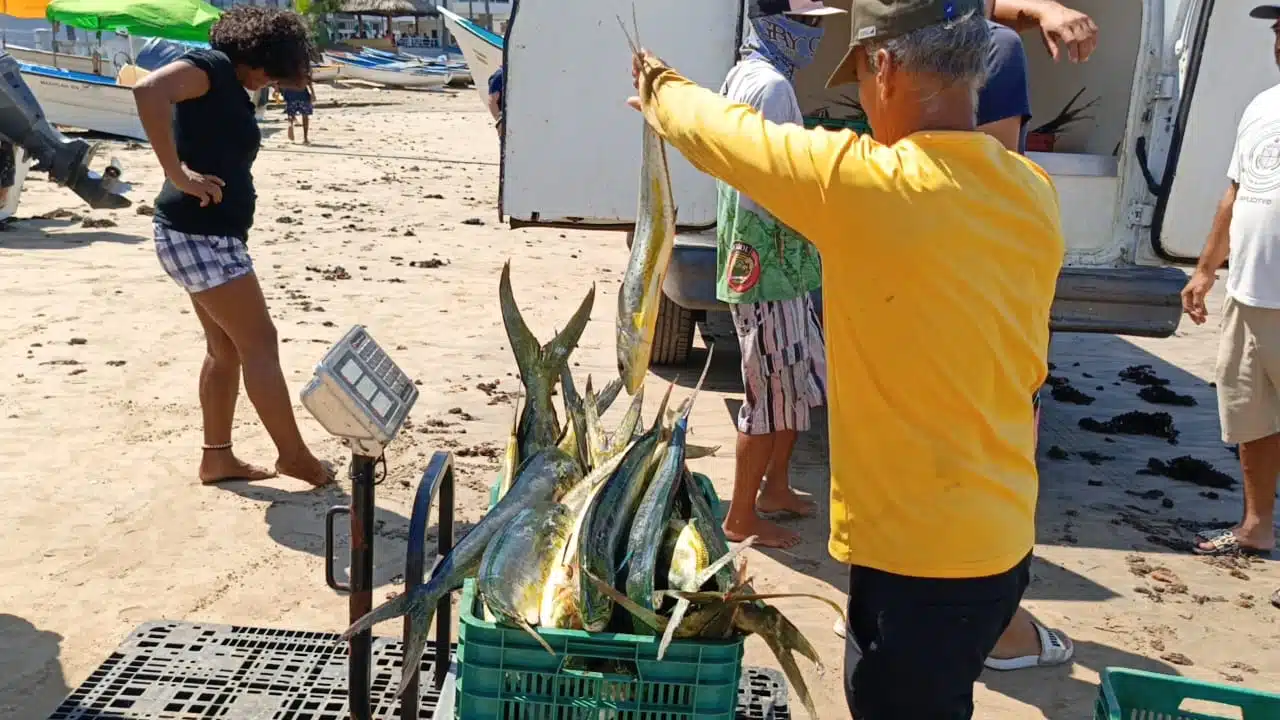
457, 472, 744, 719
1095, 668, 1280, 719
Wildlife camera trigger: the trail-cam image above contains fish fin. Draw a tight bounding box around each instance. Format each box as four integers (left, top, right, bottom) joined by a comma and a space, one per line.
395, 610, 433, 698
658, 597, 691, 661
595, 377, 625, 416
583, 385, 607, 468
341, 591, 413, 641
649, 380, 675, 434
692, 535, 754, 589
499, 261, 542, 387
517, 618, 556, 656
685, 444, 720, 459
680, 344, 715, 423
585, 570, 668, 632
559, 366, 590, 469
732, 592, 847, 624
609, 384, 645, 454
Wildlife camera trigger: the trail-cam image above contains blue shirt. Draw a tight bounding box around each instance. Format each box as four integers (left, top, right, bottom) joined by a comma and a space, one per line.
977, 21, 1032, 154
487, 67, 504, 96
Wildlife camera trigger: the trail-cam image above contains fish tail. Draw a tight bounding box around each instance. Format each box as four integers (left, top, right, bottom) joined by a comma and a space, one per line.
779, 612, 822, 666
499, 260, 542, 386
545, 284, 596, 372
595, 377, 625, 416
395, 609, 435, 697
340, 591, 415, 641
684, 443, 720, 459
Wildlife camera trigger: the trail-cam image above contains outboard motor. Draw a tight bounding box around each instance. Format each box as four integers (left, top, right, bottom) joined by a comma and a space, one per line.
0, 53, 130, 210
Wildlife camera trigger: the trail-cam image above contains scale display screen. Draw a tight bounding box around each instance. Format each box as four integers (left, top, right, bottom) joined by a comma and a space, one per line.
301, 326, 418, 456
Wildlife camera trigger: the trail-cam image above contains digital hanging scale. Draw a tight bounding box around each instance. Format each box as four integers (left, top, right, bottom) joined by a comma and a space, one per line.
301, 325, 419, 457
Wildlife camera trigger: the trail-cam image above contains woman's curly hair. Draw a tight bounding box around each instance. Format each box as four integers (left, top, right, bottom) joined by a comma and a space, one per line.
210, 6, 312, 86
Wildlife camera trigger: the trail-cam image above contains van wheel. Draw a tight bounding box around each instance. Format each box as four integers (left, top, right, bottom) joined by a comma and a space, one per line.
650, 294, 695, 367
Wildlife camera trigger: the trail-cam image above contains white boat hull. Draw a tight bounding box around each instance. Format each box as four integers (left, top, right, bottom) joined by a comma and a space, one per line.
4, 46, 107, 77
439, 7, 503, 108
312, 64, 341, 83
332, 61, 448, 89
21, 69, 146, 141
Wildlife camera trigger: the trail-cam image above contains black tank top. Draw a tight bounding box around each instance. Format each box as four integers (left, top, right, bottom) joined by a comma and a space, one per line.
153, 49, 260, 240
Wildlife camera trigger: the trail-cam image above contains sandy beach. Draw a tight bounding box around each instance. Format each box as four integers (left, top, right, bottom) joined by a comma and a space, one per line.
1, 82, 1277, 719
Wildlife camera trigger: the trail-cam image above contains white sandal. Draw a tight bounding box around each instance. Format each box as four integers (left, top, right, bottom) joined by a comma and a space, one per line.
984, 621, 1074, 671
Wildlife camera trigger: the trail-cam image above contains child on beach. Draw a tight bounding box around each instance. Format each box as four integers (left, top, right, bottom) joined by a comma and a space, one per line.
282, 83, 314, 143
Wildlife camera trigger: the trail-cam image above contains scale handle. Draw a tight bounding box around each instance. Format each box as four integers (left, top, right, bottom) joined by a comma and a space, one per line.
323, 505, 352, 593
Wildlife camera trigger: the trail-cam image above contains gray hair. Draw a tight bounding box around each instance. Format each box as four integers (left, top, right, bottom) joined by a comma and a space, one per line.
866, 12, 992, 91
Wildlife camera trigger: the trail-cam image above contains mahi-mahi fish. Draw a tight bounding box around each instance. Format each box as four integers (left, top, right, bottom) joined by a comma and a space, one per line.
615, 16, 678, 396
340, 447, 582, 697
500, 260, 595, 458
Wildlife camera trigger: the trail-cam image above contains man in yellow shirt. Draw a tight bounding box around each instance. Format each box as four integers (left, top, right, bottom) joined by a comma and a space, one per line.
626, 0, 1064, 715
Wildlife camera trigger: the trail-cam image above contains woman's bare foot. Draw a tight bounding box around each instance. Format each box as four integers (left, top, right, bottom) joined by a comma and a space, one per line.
723, 511, 801, 549
200, 448, 277, 485
757, 483, 817, 517
276, 451, 336, 487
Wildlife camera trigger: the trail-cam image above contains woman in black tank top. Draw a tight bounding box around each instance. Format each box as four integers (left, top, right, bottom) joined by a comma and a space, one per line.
133, 7, 334, 488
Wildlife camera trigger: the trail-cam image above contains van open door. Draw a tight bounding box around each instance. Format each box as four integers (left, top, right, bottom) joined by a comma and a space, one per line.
1150, 0, 1280, 262
499, 0, 743, 228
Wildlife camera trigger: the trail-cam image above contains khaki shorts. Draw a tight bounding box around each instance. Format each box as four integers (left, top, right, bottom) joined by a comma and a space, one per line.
1215, 295, 1280, 444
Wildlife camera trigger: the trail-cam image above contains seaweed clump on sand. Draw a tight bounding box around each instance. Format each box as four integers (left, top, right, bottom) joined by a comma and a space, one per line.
1138, 456, 1237, 490
1138, 385, 1197, 407
1045, 374, 1095, 405
1120, 365, 1169, 387
1079, 411, 1179, 445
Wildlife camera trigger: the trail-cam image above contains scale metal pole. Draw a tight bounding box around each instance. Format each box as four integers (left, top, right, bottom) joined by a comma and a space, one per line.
347, 455, 377, 720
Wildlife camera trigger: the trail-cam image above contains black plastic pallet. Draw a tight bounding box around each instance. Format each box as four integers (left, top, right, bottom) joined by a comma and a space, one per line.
49, 621, 790, 719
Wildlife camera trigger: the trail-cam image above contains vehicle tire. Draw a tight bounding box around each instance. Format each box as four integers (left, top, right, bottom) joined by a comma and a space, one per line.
650, 294, 695, 366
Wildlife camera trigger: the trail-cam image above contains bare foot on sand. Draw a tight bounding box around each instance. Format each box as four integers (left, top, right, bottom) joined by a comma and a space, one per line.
276, 452, 336, 487
757, 484, 817, 517
723, 512, 801, 549
200, 448, 277, 485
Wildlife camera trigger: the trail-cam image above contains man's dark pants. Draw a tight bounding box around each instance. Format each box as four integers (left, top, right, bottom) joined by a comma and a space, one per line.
844, 553, 1031, 719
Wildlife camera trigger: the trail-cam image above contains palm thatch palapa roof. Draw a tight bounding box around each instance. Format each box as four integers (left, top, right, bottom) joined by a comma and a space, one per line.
338, 0, 435, 17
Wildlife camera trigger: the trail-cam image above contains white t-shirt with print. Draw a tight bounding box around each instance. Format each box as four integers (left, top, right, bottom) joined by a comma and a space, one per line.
1227, 83, 1280, 309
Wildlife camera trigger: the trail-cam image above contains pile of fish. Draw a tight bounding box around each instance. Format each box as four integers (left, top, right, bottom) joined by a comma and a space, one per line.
340, 262, 837, 717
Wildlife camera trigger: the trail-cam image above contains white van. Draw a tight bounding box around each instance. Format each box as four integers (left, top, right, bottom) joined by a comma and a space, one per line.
498, 0, 1271, 367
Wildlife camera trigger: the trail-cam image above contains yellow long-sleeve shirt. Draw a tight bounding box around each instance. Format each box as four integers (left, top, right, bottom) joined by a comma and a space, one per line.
641, 67, 1064, 578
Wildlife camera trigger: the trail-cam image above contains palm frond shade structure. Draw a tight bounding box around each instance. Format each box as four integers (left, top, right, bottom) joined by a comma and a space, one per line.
338, 0, 434, 16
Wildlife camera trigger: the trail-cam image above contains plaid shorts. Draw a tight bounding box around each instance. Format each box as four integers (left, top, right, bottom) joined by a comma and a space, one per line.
154, 224, 254, 294
732, 295, 827, 435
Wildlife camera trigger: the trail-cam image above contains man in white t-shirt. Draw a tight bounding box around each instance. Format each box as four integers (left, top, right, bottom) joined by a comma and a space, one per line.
1181, 4, 1280, 560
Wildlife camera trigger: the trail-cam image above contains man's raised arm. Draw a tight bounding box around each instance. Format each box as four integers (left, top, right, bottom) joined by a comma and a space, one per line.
631, 55, 874, 247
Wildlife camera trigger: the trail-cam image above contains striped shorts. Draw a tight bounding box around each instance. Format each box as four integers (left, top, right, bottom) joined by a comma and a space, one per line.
732, 295, 827, 435
154, 224, 254, 294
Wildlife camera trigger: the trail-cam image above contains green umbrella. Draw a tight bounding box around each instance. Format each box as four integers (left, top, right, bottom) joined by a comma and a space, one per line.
46, 0, 222, 43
